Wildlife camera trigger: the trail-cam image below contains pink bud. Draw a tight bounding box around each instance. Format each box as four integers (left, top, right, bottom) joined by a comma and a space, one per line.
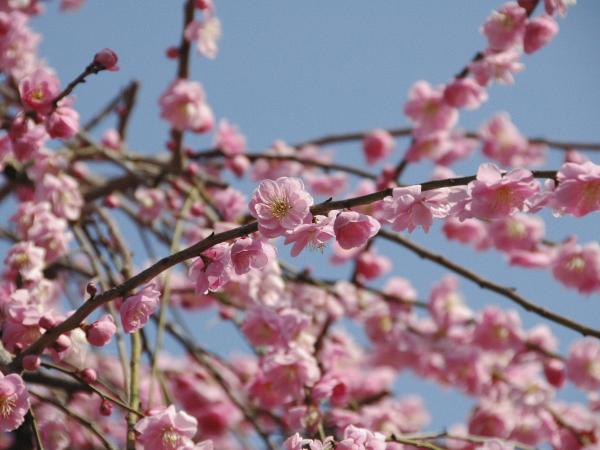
39, 316, 57, 330
93, 48, 119, 71
544, 359, 566, 388
46, 106, 79, 139
166, 46, 180, 59
100, 399, 113, 416
86, 314, 117, 347
80, 368, 97, 384
23, 355, 41, 371
443, 78, 488, 110
524, 14, 559, 54
53, 334, 71, 353
333, 211, 380, 250
362, 129, 394, 165
103, 194, 120, 208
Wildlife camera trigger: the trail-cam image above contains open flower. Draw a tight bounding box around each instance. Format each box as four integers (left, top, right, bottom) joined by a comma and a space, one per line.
120, 283, 161, 333
0, 373, 29, 432
135, 405, 197, 450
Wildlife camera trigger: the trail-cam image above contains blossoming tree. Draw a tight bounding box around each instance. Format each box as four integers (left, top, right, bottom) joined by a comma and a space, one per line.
0, 0, 598, 449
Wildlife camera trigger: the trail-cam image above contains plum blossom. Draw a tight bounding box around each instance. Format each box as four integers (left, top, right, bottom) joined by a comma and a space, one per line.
46, 102, 79, 139
443, 77, 488, 110
9, 114, 48, 161
566, 339, 600, 391
468, 401, 516, 438
469, 49, 524, 86
185, 17, 221, 59
135, 405, 198, 450
85, 314, 116, 347
0, 373, 29, 432
249, 177, 313, 238
135, 187, 166, 222
230, 237, 274, 275
473, 306, 523, 352
524, 14, 559, 54
284, 212, 335, 257
120, 283, 161, 333
159, 79, 214, 132
362, 129, 395, 164
336, 425, 386, 450
404, 80, 458, 137
36, 173, 83, 220
488, 213, 544, 252
241, 305, 308, 348
214, 119, 246, 156
333, 211, 380, 250
428, 276, 472, 329
4, 241, 45, 282
189, 243, 232, 293
18, 68, 60, 114
356, 251, 391, 281
382, 185, 451, 232
212, 187, 246, 221
481, 2, 527, 51
552, 161, 600, 217
551, 239, 600, 294
544, 0, 576, 17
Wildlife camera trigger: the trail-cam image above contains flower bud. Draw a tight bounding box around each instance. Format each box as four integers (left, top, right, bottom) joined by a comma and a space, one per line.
93, 48, 119, 71
85, 315, 117, 347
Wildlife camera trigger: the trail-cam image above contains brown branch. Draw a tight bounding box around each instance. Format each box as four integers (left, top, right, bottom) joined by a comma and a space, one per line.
379, 229, 600, 339
52, 62, 110, 109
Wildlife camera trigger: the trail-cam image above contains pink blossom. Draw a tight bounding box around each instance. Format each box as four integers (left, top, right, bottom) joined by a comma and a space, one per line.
443, 77, 488, 110
185, 17, 221, 59
524, 14, 559, 54
356, 251, 391, 281
120, 283, 161, 333
252, 141, 303, 180
333, 211, 380, 250
241, 305, 308, 348
482, 2, 527, 51
552, 161, 600, 217
249, 177, 313, 238
93, 48, 119, 71
36, 173, 83, 220
4, 241, 45, 282
336, 425, 387, 450
189, 243, 232, 293
443, 217, 491, 250
135, 187, 166, 222
159, 79, 214, 133
362, 129, 395, 164
0, 373, 29, 432
468, 401, 515, 438
465, 163, 540, 220
284, 212, 335, 257
551, 239, 600, 294
428, 276, 472, 329
544, 0, 576, 16
46, 103, 79, 139
135, 405, 197, 450
85, 314, 116, 346
9, 114, 48, 161
544, 359, 566, 388
566, 339, 600, 391
230, 237, 274, 275
404, 81, 458, 137
383, 185, 450, 232
225, 154, 250, 177
473, 306, 523, 352
305, 172, 347, 197
18, 68, 60, 114
489, 213, 544, 252
469, 49, 524, 86
100, 128, 122, 150
214, 119, 246, 156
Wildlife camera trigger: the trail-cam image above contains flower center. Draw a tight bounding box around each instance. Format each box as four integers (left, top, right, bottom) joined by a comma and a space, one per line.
567, 255, 585, 272
506, 220, 526, 237
0, 395, 16, 418
270, 198, 291, 219
31, 88, 45, 101
161, 427, 180, 449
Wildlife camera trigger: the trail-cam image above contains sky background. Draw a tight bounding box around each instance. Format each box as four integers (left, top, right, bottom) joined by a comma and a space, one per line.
28, 0, 600, 435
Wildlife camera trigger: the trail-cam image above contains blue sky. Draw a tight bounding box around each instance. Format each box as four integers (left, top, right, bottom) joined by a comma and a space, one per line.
31, 0, 600, 433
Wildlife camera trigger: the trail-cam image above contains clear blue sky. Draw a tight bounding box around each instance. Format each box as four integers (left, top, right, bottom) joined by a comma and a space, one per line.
32, 0, 600, 433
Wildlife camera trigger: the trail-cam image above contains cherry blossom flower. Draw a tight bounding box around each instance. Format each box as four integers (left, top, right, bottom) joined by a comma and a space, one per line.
552, 161, 600, 217
120, 284, 161, 333
0, 373, 29, 432
551, 239, 600, 294
185, 17, 221, 59
333, 211, 380, 250
382, 185, 451, 232
249, 177, 313, 238
404, 80, 458, 137
362, 129, 395, 164
18, 68, 60, 114
159, 79, 214, 132
566, 339, 600, 391
135, 405, 198, 450
481, 2, 527, 51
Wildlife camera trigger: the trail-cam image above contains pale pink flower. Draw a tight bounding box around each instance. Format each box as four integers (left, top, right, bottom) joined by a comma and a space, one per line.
189, 243, 232, 293
36, 173, 83, 220
185, 17, 221, 59
428, 276, 473, 329
356, 251, 391, 280
249, 177, 313, 238
362, 396, 430, 434
473, 306, 523, 352
120, 283, 161, 333
18, 68, 60, 115
85, 314, 116, 346
100, 128, 122, 150
336, 425, 387, 450
159, 79, 214, 133
383, 185, 450, 232
443, 77, 488, 110
468, 401, 515, 438
404, 81, 458, 137
241, 305, 308, 348
333, 211, 380, 250
93, 48, 119, 71
482, 2, 527, 51
489, 213, 544, 252
230, 237, 274, 275
524, 14, 559, 54
225, 154, 250, 177
214, 119, 246, 156
305, 172, 347, 197
0, 373, 29, 432
4, 241, 45, 282
443, 217, 491, 250
135, 187, 166, 222
362, 129, 395, 164
544, 0, 576, 17
284, 212, 335, 257
552, 161, 600, 217
135, 405, 197, 450
9, 114, 48, 161
566, 339, 600, 391
212, 187, 246, 221
252, 140, 303, 181
465, 163, 540, 220
405, 132, 451, 163
551, 239, 600, 294
469, 49, 524, 86
46, 103, 79, 139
